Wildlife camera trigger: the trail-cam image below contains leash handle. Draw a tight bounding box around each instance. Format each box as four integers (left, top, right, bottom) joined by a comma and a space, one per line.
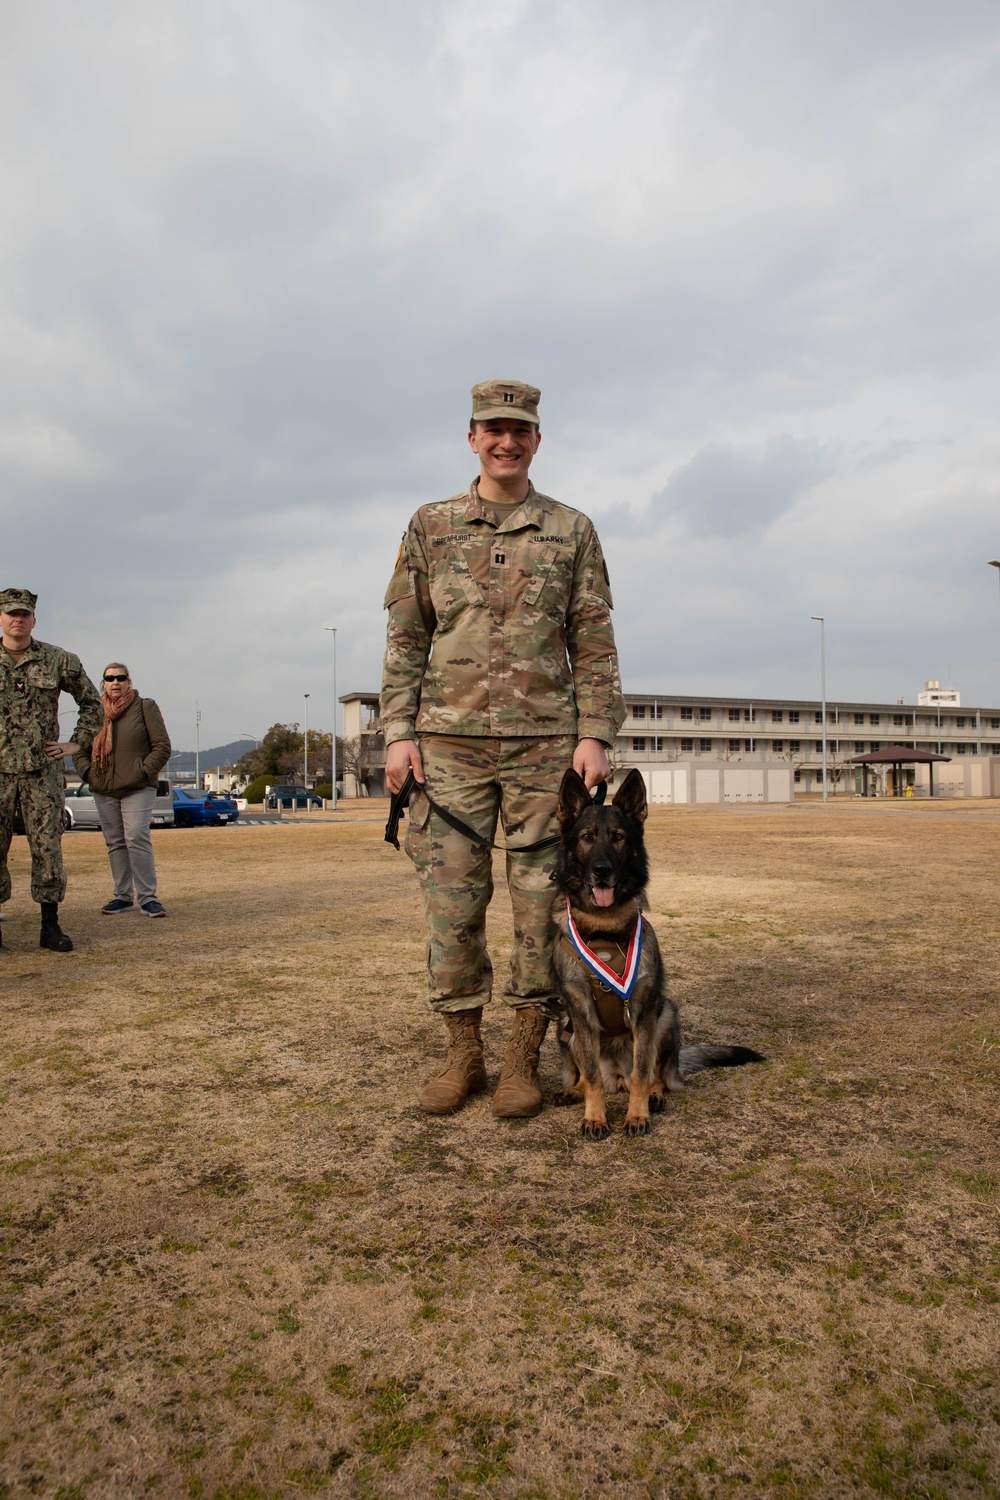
384, 767, 417, 849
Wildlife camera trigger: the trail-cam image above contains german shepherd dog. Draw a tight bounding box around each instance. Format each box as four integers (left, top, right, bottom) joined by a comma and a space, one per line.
551, 767, 763, 1139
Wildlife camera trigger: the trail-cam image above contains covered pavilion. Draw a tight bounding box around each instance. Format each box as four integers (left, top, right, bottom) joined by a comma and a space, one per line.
846, 745, 951, 798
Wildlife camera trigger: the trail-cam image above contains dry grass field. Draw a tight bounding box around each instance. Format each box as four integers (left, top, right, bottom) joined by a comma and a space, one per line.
0, 799, 997, 1500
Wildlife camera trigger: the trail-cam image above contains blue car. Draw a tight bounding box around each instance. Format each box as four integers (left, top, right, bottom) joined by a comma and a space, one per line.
172, 788, 240, 827
265, 784, 323, 810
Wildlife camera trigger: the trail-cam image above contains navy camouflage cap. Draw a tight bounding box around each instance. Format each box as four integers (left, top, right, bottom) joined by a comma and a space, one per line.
471, 379, 540, 426
0, 588, 37, 614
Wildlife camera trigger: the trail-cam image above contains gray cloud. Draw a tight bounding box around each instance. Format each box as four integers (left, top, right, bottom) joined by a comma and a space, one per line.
2, 0, 1000, 745
650, 437, 836, 538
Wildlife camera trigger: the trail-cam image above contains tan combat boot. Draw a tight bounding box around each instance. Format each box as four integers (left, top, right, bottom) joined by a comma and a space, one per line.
417, 1009, 487, 1114
492, 1009, 549, 1118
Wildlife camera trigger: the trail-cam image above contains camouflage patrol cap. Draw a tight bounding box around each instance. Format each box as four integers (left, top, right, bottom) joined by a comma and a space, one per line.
0, 588, 37, 614
471, 379, 540, 426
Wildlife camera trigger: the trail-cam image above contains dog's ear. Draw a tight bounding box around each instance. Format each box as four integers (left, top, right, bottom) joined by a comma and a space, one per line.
557, 766, 592, 825
612, 767, 648, 824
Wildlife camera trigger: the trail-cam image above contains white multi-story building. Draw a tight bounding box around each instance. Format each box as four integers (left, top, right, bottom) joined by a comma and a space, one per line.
616, 690, 1000, 798
345, 687, 1000, 799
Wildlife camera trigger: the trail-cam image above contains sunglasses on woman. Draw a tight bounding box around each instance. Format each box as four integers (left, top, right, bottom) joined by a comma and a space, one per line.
104, 674, 129, 683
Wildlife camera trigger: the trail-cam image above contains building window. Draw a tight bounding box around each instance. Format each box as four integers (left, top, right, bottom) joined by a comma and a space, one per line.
955, 742, 970, 754
893, 714, 904, 726
788, 711, 800, 724
728, 708, 741, 722
793, 770, 801, 783
772, 739, 784, 753
771, 710, 783, 723
745, 739, 755, 752
744, 708, 755, 722
632, 737, 645, 750
815, 741, 824, 752
699, 738, 712, 752
854, 741, 865, 753
653, 704, 663, 720
816, 713, 825, 724
680, 737, 693, 753
854, 713, 864, 725
789, 740, 800, 753
992, 744, 1000, 754
991, 718, 1000, 730
956, 716, 967, 728
869, 743, 880, 753
870, 714, 880, 727
654, 737, 664, 752
728, 738, 741, 753
680, 706, 693, 720
699, 708, 712, 722
633, 704, 645, 719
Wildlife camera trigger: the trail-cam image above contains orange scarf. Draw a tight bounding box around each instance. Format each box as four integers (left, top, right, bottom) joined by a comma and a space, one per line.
92, 688, 136, 767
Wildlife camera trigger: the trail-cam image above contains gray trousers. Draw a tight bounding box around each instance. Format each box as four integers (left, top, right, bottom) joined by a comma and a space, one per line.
93, 787, 158, 903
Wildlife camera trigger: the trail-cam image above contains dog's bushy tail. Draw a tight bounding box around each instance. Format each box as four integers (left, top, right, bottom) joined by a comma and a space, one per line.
679, 1044, 765, 1077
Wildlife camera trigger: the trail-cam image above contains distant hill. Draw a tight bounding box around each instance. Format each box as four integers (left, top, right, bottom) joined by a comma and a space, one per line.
165, 740, 256, 773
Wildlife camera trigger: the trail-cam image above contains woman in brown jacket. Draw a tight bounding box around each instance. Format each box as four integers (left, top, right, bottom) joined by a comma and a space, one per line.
73, 663, 172, 917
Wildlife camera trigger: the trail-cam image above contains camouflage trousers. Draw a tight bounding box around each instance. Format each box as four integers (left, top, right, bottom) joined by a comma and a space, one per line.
405, 733, 576, 1018
0, 767, 67, 905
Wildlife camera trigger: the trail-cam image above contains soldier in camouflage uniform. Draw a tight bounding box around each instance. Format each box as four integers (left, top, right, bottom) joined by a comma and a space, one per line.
0, 588, 103, 951
381, 380, 625, 1117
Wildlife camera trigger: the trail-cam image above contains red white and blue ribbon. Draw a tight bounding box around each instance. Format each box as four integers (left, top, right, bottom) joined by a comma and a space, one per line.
564, 898, 643, 1000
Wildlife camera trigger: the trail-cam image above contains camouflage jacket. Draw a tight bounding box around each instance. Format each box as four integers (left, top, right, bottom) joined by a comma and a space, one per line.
0, 639, 103, 776
380, 481, 625, 746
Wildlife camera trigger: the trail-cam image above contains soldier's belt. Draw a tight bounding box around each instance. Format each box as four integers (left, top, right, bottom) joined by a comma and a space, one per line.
384, 768, 606, 853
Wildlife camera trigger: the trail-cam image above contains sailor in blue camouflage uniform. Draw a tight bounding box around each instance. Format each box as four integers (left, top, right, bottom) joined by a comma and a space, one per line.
0, 588, 103, 951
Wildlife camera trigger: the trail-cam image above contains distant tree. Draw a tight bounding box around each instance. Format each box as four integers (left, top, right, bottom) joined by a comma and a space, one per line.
242, 774, 272, 805
340, 734, 382, 795
234, 723, 304, 783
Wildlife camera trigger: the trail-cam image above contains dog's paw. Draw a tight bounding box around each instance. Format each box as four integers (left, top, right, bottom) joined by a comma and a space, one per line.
581, 1119, 611, 1141
648, 1092, 666, 1114
623, 1116, 651, 1136
553, 1091, 578, 1107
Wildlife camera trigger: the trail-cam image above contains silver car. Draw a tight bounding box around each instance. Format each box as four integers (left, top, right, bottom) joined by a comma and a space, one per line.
63, 779, 175, 830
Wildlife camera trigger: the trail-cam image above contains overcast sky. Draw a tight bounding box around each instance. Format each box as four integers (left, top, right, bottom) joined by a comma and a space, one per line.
4, 0, 999, 749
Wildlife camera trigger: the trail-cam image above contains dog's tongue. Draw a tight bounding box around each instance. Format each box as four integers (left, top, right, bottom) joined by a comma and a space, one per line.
592, 885, 616, 908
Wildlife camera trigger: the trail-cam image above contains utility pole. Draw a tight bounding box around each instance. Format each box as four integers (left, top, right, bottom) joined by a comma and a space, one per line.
303, 694, 310, 785
323, 627, 337, 809
195, 702, 202, 789
810, 616, 827, 802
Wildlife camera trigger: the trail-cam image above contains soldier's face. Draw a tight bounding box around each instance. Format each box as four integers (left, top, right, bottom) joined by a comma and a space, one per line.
1, 609, 34, 644
468, 419, 540, 484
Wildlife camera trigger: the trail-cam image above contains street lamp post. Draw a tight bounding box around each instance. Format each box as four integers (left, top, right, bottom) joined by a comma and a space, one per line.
810, 616, 828, 803
303, 694, 310, 786
195, 702, 202, 790
323, 627, 337, 810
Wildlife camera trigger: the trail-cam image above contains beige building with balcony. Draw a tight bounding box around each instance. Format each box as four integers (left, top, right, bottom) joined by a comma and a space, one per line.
350, 688, 1000, 800
340, 692, 386, 797
617, 692, 1000, 799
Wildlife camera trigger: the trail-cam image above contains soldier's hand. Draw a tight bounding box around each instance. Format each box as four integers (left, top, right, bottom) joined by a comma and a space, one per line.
45, 741, 79, 758
573, 738, 610, 789
385, 740, 424, 794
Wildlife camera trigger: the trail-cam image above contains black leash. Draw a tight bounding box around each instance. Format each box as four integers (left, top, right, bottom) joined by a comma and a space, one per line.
384, 768, 607, 852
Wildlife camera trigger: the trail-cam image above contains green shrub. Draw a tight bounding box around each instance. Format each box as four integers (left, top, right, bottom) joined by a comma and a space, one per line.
314, 783, 333, 800
243, 775, 271, 805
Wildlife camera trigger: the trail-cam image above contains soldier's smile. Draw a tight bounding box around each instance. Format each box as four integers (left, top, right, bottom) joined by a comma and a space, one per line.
468, 419, 540, 488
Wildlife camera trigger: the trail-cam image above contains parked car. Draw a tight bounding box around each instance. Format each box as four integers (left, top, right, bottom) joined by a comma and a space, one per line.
265, 784, 323, 810
172, 787, 240, 827
63, 779, 175, 831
